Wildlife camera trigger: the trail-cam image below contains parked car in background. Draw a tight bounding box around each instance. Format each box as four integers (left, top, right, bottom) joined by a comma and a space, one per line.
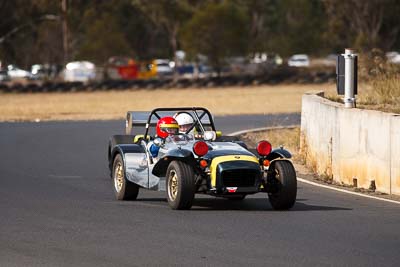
30, 64, 61, 80
7, 65, 32, 79
105, 57, 139, 80
153, 59, 174, 77
288, 54, 310, 67
386, 51, 400, 64
0, 69, 9, 81
64, 61, 96, 82
30, 64, 47, 80
323, 54, 337, 67
137, 61, 157, 79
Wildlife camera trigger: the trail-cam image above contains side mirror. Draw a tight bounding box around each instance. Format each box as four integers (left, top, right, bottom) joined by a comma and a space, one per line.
203, 131, 216, 141
153, 137, 163, 147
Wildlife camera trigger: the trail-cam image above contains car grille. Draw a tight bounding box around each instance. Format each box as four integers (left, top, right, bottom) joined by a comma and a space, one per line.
221, 169, 257, 187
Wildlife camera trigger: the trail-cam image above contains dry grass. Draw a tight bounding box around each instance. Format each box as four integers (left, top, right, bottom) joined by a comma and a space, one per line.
240, 127, 300, 154
321, 50, 400, 114
324, 80, 400, 114
356, 49, 400, 113
0, 83, 336, 121
240, 127, 305, 169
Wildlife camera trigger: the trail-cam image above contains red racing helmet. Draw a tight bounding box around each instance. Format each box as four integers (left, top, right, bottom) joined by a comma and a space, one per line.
156, 117, 179, 138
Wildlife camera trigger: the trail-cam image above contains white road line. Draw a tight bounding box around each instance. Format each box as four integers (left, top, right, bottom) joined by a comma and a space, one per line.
228, 125, 299, 137
298, 177, 400, 205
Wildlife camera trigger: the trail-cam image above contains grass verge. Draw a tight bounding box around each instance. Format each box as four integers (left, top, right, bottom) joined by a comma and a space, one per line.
0, 83, 336, 122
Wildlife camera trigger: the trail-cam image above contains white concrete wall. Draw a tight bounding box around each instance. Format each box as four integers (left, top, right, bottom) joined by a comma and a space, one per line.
301, 92, 400, 195
391, 115, 400, 195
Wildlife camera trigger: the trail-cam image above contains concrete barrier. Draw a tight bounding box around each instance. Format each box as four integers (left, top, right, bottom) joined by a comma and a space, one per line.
300, 92, 400, 195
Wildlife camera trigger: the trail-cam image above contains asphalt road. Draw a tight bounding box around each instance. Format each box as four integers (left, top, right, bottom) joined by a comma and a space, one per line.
1, 115, 400, 267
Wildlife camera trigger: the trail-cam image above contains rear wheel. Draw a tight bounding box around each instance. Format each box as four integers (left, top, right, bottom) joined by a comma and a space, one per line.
113, 154, 139, 200
268, 160, 297, 210
166, 161, 195, 210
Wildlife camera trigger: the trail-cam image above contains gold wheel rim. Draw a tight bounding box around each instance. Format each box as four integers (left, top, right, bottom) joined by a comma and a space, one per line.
168, 170, 178, 201
114, 162, 124, 192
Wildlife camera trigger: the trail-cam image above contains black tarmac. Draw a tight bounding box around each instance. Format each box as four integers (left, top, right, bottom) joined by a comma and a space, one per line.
1, 114, 399, 267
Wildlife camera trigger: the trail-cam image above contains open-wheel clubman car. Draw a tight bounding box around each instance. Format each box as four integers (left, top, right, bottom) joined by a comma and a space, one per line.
108, 107, 297, 210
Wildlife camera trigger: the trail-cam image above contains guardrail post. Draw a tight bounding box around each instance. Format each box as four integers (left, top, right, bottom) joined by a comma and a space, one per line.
336, 48, 358, 108
343, 48, 357, 108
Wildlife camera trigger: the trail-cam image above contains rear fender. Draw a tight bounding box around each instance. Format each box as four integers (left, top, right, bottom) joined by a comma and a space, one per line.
108, 135, 136, 167
109, 144, 145, 172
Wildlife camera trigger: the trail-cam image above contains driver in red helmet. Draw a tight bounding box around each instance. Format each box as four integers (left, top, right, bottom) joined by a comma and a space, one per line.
156, 116, 179, 138
148, 117, 179, 160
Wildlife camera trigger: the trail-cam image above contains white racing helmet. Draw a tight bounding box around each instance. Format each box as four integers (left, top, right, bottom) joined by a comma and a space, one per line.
174, 113, 194, 133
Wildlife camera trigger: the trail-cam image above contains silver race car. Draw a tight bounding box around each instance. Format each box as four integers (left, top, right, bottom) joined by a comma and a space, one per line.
108, 107, 297, 210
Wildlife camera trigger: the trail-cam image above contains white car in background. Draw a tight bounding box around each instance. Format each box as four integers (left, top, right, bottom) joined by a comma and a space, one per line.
386, 51, 400, 64
7, 65, 32, 79
288, 54, 310, 67
153, 59, 174, 77
64, 61, 96, 82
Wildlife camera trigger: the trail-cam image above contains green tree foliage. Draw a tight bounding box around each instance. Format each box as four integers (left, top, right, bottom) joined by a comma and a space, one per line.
180, 2, 248, 73
235, 0, 277, 54
70, 0, 172, 62
266, 0, 327, 56
132, 0, 193, 60
324, 0, 400, 52
1, 0, 400, 70
76, 13, 132, 64
0, 0, 61, 68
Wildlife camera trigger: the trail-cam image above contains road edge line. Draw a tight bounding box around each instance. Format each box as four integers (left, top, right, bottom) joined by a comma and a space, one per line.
298, 177, 400, 205
228, 125, 299, 137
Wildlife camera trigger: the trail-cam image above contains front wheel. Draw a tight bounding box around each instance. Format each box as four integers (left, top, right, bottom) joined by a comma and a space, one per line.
267, 160, 297, 210
113, 154, 139, 200
166, 161, 196, 210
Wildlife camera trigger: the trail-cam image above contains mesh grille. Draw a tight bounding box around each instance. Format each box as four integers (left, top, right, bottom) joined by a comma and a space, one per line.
221, 169, 257, 187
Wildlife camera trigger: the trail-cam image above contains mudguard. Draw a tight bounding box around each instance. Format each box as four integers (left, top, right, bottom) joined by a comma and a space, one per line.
108, 135, 135, 165
109, 143, 152, 188
109, 142, 144, 171
265, 148, 292, 161
152, 148, 196, 177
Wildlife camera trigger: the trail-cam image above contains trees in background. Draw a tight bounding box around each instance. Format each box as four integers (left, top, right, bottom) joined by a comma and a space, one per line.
132, 0, 193, 62
0, 0, 62, 67
324, 0, 400, 52
1, 0, 400, 69
180, 1, 248, 73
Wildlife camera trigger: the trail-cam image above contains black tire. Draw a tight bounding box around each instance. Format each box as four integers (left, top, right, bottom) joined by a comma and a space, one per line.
166, 161, 196, 210
112, 154, 139, 200
268, 160, 297, 210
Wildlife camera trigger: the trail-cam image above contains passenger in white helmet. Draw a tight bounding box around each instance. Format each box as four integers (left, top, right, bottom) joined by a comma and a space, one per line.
174, 112, 194, 134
